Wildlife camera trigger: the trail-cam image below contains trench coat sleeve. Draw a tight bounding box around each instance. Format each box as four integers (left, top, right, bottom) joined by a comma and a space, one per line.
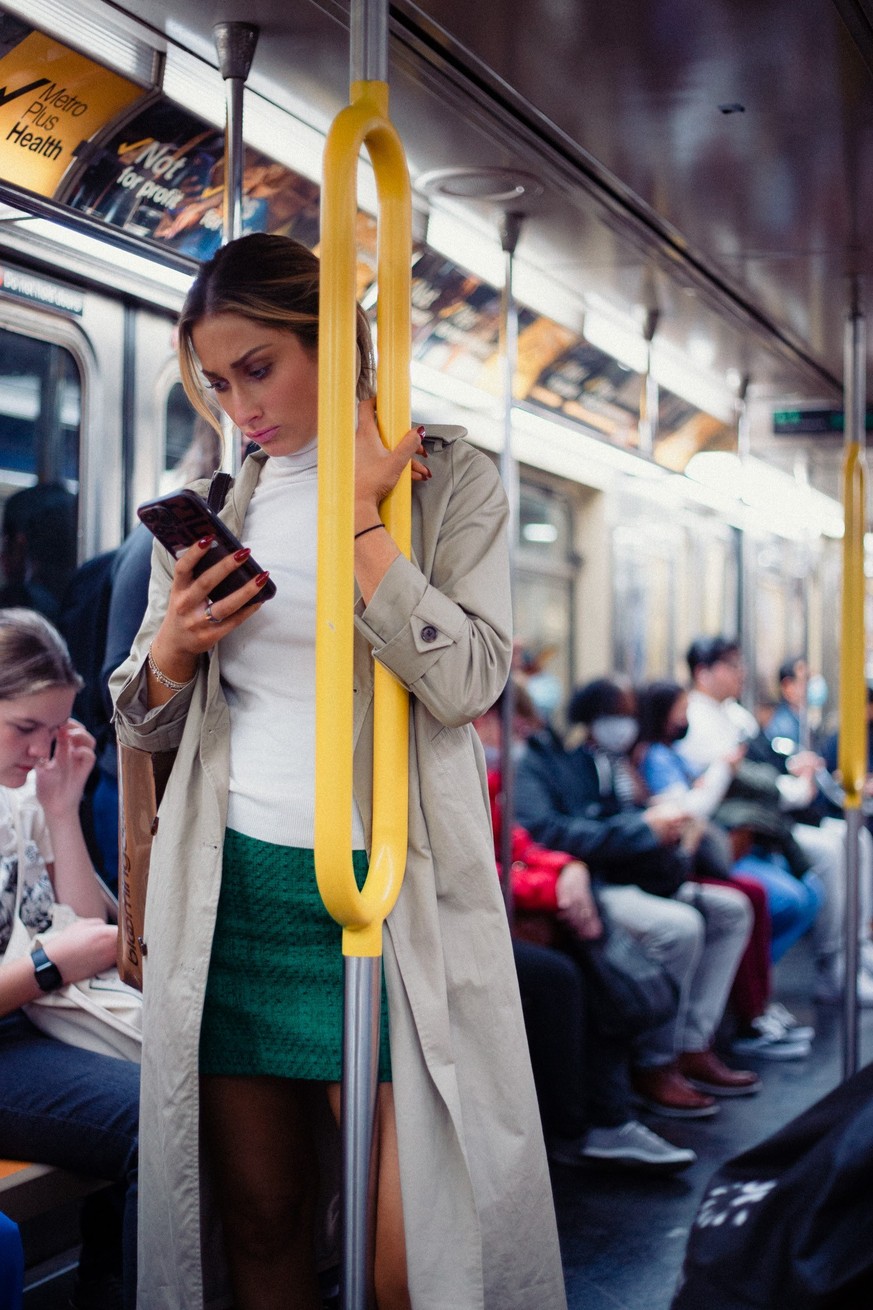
110, 535, 201, 752
354, 443, 511, 726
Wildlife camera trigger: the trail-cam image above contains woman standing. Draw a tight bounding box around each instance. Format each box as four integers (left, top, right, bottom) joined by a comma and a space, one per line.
0, 608, 139, 1310
112, 234, 565, 1310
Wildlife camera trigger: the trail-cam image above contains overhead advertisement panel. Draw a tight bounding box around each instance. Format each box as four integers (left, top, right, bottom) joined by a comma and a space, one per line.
0, 13, 144, 200
64, 99, 321, 261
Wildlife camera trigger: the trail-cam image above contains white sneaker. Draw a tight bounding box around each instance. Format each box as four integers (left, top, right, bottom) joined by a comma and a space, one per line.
814, 964, 873, 1006
731, 1029, 811, 1061
762, 1001, 815, 1043
579, 1121, 696, 1172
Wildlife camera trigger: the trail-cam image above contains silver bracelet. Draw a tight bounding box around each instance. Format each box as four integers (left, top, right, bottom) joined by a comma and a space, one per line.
147, 648, 194, 692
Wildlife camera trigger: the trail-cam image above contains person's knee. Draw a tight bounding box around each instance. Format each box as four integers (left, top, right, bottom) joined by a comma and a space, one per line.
647, 900, 703, 967
225, 1177, 316, 1260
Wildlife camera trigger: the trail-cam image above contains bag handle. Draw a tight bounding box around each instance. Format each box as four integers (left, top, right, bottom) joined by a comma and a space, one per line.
207, 471, 233, 514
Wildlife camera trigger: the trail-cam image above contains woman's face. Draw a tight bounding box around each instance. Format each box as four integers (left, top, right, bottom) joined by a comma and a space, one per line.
0, 686, 75, 787
191, 313, 319, 457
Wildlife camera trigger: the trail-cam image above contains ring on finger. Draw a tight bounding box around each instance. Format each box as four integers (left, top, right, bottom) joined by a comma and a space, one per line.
204, 598, 221, 625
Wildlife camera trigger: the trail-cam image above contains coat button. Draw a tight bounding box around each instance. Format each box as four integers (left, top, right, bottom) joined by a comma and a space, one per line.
420, 624, 438, 642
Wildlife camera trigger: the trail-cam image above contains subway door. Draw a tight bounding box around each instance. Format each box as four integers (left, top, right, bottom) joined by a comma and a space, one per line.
0, 282, 126, 622
126, 306, 210, 526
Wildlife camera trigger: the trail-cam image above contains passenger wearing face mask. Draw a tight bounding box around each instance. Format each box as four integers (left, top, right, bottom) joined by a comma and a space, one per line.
515, 676, 759, 1118
637, 681, 817, 1060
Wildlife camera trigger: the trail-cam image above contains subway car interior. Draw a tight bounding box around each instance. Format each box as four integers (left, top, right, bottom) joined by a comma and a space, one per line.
0, 1, 873, 1307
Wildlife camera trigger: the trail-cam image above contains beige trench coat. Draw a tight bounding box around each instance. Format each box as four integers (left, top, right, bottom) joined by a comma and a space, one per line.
112, 427, 567, 1310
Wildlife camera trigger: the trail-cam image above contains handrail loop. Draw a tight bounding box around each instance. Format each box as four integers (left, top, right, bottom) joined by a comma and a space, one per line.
315, 80, 412, 958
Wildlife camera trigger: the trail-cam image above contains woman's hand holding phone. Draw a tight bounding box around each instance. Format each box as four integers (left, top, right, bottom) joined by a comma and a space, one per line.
149, 534, 270, 689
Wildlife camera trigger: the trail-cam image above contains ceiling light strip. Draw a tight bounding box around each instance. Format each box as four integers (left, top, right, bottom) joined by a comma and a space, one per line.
1, 0, 161, 85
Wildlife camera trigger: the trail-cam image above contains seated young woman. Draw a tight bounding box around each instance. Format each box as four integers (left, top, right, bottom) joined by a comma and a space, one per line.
0, 608, 139, 1310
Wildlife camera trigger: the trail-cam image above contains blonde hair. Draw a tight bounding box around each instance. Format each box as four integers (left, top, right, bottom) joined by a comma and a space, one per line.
0, 609, 82, 701
177, 233, 375, 435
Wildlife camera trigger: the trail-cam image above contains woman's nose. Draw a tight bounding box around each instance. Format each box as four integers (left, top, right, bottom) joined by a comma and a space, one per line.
224, 385, 261, 430
27, 729, 54, 761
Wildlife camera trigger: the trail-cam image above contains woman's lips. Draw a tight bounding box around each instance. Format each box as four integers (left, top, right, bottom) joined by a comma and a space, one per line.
248, 426, 279, 444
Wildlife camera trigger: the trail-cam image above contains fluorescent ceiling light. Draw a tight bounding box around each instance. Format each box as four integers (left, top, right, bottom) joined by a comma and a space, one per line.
16, 218, 194, 299
424, 208, 506, 289
651, 341, 735, 422
410, 360, 498, 415
686, 452, 843, 539
512, 405, 668, 488
582, 309, 648, 374
3, 0, 160, 85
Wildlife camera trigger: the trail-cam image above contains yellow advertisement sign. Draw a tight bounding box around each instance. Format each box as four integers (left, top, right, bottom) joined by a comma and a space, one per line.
0, 27, 144, 199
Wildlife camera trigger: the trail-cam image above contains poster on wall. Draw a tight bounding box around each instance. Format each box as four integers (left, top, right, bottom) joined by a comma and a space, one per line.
64, 99, 322, 260
0, 13, 144, 200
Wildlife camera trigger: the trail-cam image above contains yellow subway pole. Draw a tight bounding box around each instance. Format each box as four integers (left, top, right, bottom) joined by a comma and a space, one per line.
839, 306, 867, 1080
314, 20, 411, 1304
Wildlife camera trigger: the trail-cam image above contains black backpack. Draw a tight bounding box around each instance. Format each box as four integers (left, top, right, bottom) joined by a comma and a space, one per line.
672, 1060, 873, 1309
57, 548, 118, 751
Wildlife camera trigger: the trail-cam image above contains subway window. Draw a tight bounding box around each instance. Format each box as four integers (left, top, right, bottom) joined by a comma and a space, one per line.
0, 327, 80, 623
515, 483, 575, 720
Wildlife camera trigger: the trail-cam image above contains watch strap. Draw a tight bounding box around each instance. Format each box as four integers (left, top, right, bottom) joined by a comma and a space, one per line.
31, 945, 63, 993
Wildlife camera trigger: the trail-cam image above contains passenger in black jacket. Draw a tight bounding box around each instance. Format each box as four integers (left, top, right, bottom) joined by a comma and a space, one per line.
516, 677, 759, 1118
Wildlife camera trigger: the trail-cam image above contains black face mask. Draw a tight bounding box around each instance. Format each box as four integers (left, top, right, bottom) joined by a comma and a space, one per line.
668, 722, 689, 742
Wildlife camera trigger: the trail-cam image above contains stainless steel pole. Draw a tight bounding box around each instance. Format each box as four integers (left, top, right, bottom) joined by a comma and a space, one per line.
841, 302, 866, 1081
498, 212, 522, 926
213, 22, 259, 245
341, 956, 381, 1310
343, 5, 389, 1306
213, 22, 259, 476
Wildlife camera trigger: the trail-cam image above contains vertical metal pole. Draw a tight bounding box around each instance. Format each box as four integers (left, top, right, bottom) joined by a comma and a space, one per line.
841, 301, 866, 1080
498, 212, 522, 926
342, 6, 391, 1306
213, 22, 259, 476
342, 957, 381, 1310
736, 377, 757, 709
350, 0, 387, 82
638, 309, 659, 459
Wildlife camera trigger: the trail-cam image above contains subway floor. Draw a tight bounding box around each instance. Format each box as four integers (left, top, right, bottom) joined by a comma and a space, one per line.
554, 936, 872, 1310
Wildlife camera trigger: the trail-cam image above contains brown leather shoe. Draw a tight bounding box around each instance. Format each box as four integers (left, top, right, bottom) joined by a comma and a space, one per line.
678, 1049, 762, 1097
631, 1063, 718, 1118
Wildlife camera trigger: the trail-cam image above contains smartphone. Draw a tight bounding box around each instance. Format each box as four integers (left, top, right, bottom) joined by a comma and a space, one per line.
137, 489, 277, 605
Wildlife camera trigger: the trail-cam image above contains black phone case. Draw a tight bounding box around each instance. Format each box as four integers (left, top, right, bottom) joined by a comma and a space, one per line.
136, 489, 277, 605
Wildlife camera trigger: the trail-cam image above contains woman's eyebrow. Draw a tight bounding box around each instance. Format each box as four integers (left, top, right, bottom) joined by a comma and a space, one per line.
201, 344, 271, 379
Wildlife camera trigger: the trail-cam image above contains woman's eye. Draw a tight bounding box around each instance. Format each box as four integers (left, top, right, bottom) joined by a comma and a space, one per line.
204, 379, 228, 393
249, 364, 270, 381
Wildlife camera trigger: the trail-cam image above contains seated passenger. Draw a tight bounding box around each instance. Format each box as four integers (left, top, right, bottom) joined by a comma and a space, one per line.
515, 675, 759, 1119
475, 689, 695, 1172
636, 680, 816, 1059
0, 484, 77, 625
677, 635, 873, 1005
0, 609, 138, 1310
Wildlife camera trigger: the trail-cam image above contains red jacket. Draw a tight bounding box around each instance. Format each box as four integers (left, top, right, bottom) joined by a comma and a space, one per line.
489, 770, 575, 913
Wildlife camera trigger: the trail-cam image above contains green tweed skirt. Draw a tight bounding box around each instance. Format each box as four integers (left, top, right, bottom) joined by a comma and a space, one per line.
199, 830, 391, 1081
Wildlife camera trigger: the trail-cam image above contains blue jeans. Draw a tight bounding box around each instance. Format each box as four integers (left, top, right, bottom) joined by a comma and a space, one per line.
733, 853, 824, 964
91, 771, 120, 894
0, 1212, 22, 1310
0, 1013, 138, 1309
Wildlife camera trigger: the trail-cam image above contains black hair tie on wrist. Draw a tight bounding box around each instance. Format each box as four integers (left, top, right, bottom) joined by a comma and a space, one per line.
354, 522, 385, 540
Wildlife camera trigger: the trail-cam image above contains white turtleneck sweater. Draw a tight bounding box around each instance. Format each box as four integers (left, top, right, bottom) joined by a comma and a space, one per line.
219, 440, 366, 849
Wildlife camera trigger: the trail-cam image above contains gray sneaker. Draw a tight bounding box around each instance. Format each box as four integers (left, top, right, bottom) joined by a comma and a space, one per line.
579, 1121, 696, 1171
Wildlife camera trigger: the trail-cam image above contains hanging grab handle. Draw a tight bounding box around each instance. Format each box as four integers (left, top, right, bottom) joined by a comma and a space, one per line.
315, 80, 412, 958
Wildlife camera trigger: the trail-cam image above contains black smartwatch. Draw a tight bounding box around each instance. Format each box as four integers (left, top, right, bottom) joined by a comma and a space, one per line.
31, 945, 63, 993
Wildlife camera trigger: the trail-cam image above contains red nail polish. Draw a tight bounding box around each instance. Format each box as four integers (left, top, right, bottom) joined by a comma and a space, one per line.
255, 571, 270, 587
234, 547, 251, 562
417, 425, 426, 437
198, 535, 215, 549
